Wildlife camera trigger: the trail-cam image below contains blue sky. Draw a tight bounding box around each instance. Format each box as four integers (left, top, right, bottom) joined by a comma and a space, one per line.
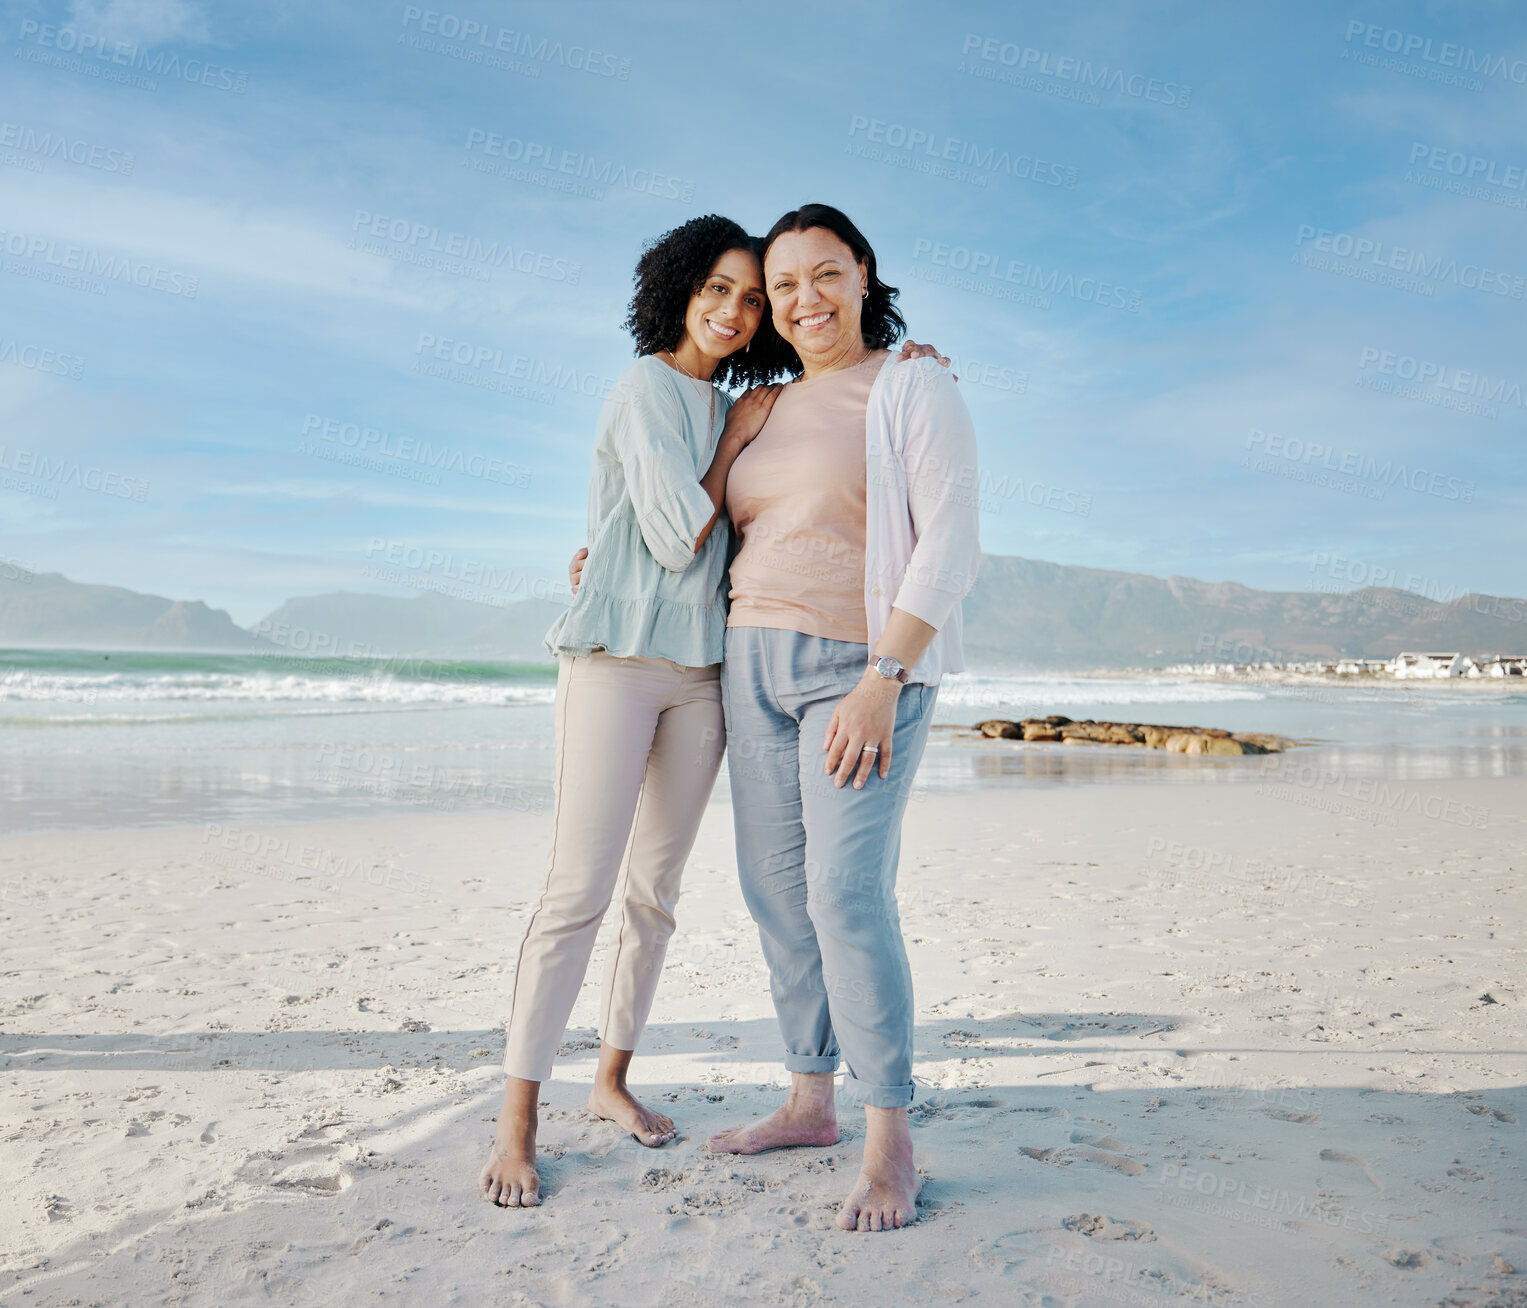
2, 0, 1524, 626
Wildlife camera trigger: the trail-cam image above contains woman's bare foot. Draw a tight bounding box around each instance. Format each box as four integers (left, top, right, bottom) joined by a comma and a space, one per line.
588, 1042, 676, 1146
589, 1082, 675, 1147
481, 1077, 541, 1207
707, 1070, 839, 1155
836, 1105, 919, 1231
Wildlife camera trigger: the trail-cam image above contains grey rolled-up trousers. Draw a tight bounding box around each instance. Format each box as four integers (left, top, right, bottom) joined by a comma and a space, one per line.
502, 651, 725, 1083
721, 625, 937, 1108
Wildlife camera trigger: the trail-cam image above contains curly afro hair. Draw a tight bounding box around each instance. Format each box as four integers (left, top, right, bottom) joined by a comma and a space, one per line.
761, 204, 906, 376
623, 214, 792, 389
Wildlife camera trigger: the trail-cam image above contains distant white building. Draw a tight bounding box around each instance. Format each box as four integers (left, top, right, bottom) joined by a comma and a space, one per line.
1334, 658, 1387, 676
1389, 651, 1471, 678
1469, 656, 1526, 678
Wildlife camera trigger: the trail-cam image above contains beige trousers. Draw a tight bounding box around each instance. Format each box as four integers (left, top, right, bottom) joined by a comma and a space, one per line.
502, 651, 725, 1083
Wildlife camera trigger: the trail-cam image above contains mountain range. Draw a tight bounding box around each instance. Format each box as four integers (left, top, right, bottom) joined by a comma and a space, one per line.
2, 558, 1523, 667
958, 555, 1526, 666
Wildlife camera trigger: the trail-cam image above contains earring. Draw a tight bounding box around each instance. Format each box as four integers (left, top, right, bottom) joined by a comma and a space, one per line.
745, 340, 751, 352
861, 286, 868, 299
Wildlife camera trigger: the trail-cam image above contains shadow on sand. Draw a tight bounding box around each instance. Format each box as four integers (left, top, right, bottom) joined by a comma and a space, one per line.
2, 1014, 1524, 1306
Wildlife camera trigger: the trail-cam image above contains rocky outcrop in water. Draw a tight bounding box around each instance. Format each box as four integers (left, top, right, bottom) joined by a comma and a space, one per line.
971, 716, 1296, 755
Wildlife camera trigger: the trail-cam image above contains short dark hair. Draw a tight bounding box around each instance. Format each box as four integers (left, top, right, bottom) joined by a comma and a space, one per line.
761, 203, 906, 374
622, 214, 791, 389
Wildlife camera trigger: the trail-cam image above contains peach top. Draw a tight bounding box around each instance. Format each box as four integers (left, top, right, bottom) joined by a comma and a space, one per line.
724, 350, 889, 643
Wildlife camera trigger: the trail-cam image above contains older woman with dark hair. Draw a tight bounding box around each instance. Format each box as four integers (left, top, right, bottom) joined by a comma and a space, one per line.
705, 204, 981, 1233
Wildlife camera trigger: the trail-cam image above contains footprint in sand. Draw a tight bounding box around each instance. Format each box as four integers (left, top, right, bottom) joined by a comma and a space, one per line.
1262, 1107, 1320, 1124
1318, 1148, 1384, 1191
1022, 1145, 1146, 1177
1037, 1015, 1181, 1042
236, 1139, 357, 1196
670, 1187, 741, 1217
1463, 1102, 1518, 1124
1062, 1212, 1156, 1242
908, 1093, 1004, 1122
275, 1169, 352, 1194
1069, 1129, 1126, 1149
639, 1167, 688, 1191
578, 1126, 624, 1158
1070, 1147, 1146, 1176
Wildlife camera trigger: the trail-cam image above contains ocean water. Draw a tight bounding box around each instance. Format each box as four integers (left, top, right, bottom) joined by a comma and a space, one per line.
4, 648, 1525, 835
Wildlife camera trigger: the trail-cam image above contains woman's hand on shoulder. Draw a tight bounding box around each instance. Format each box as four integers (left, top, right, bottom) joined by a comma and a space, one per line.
568, 547, 587, 596
897, 339, 957, 381
721, 383, 782, 450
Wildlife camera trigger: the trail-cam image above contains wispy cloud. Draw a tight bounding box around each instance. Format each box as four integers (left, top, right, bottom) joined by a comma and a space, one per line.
65, 0, 210, 45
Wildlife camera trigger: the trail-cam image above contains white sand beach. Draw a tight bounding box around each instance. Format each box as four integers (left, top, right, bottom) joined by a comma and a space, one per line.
2, 771, 1523, 1306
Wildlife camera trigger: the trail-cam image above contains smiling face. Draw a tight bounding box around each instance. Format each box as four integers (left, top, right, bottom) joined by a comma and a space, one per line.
680, 246, 767, 369
763, 226, 870, 376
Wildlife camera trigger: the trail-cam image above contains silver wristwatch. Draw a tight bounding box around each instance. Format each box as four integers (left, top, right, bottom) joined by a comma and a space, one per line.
871, 655, 909, 684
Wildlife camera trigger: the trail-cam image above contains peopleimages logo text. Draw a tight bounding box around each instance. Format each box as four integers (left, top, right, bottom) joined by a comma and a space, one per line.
462, 131, 694, 201
1245, 429, 1474, 502
400, 8, 630, 79
16, 19, 249, 91
0, 339, 84, 378
301, 415, 531, 488
0, 121, 134, 173
959, 34, 1191, 107
1408, 142, 1527, 190
1342, 21, 1527, 85
0, 445, 148, 500
350, 212, 580, 282
1293, 226, 1524, 297
912, 238, 1141, 311
1359, 347, 1526, 411
847, 116, 1077, 188
0, 228, 198, 296
413, 334, 615, 402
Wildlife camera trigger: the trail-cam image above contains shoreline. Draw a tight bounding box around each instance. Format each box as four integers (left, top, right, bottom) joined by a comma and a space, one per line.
7, 729, 1524, 840
1098, 667, 1526, 691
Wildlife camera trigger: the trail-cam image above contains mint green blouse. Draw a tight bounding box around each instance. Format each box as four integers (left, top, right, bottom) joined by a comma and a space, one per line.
543, 355, 733, 666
